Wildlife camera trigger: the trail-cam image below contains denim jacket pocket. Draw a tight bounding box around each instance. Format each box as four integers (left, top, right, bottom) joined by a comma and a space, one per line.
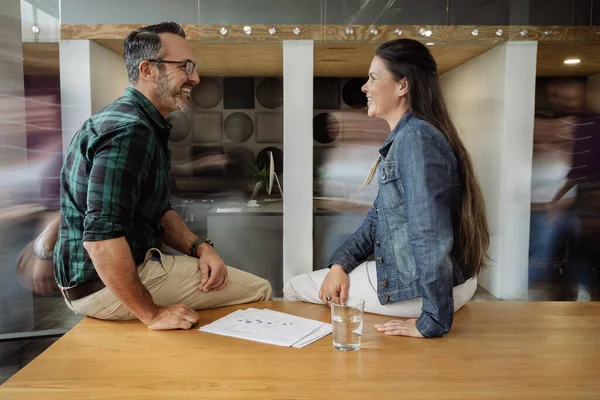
377, 160, 400, 184
377, 160, 405, 210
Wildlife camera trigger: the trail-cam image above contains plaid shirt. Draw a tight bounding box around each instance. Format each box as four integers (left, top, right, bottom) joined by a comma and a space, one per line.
54, 87, 172, 287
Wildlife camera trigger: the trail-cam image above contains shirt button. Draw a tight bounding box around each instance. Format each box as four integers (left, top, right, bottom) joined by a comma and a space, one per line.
383, 294, 390, 302
376, 208, 379, 213
376, 257, 384, 263
381, 279, 388, 288
381, 171, 387, 179
376, 241, 381, 247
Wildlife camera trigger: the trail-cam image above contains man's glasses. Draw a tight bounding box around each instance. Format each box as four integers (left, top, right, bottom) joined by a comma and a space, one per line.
147, 59, 197, 75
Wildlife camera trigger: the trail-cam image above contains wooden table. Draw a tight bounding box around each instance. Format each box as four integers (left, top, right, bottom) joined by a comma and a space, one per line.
1, 301, 599, 399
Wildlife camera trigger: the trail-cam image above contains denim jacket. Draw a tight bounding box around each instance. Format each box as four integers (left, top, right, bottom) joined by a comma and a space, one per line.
329, 112, 466, 338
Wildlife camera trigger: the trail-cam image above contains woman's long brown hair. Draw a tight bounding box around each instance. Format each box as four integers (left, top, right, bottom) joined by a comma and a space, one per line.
370, 39, 490, 278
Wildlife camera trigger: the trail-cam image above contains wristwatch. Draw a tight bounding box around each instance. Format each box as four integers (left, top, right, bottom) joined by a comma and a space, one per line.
33, 235, 54, 260
189, 237, 214, 257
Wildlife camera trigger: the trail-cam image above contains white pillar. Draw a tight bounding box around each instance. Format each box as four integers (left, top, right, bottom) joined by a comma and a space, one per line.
499, 42, 537, 299
282, 40, 314, 283
59, 40, 131, 155
0, 0, 27, 167
441, 42, 538, 299
59, 40, 92, 155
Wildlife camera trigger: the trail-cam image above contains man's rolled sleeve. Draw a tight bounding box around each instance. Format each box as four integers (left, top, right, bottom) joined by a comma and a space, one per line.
83, 123, 155, 242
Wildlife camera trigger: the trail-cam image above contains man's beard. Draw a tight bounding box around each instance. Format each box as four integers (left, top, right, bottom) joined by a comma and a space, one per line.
156, 72, 190, 112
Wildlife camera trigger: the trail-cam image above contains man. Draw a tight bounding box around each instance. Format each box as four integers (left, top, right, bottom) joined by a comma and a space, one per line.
549, 78, 600, 301
54, 22, 272, 330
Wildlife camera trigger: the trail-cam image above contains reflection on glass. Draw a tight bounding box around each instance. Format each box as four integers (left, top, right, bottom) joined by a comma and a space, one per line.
528, 69, 600, 301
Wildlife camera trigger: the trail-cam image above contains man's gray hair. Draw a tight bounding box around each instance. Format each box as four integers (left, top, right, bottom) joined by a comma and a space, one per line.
124, 22, 186, 84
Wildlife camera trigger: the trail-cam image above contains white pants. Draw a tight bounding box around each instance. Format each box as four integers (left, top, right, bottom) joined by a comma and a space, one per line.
283, 261, 478, 318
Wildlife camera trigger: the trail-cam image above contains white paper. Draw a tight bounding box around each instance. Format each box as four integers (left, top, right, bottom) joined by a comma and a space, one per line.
259, 309, 332, 348
199, 308, 330, 348
216, 208, 243, 213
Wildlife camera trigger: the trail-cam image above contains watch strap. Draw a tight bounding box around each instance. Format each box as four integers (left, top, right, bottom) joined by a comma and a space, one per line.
190, 237, 214, 257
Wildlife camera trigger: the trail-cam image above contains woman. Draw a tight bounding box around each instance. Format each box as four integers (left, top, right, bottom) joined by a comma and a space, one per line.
283, 39, 489, 338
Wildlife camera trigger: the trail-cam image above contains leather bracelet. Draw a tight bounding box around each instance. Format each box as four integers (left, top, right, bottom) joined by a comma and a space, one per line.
189, 237, 214, 257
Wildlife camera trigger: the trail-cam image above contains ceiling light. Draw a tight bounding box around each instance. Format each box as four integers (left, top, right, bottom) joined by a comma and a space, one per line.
564, 59, 581, 65
426, 42, 434, 46
419, 28, 432, 37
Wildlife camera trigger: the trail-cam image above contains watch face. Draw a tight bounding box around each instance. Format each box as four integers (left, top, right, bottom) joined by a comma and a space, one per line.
34, 238, 54, 260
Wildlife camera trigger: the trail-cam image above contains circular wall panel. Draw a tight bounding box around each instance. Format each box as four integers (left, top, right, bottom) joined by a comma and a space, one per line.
342, 78, 368, 109
223, 112, 254, 143
257, 146, 283, 174
227, 146, 256, 177
256, 78, 283, 109
313, 112, 340, 144
192, 78, 222, 109
167, 111, 190, 141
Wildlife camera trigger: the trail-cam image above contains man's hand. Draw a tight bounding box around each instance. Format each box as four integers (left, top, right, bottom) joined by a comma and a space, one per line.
197, 244, 228, 292
374, 319, 424, 338
147, 304, 199, 330
16, 241, 58, 296
318, 264, 349, 305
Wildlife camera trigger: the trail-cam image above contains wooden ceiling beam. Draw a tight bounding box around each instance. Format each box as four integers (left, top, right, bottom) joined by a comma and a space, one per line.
62, 24, 600, 44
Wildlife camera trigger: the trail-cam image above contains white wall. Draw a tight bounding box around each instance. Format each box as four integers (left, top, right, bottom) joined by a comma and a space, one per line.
441, 42, 538, 300
60, 40, 129, 154
587, 73, 600, 113
90, 40, 129, 113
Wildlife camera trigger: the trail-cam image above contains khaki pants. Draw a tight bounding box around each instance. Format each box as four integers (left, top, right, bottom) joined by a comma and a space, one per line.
61, 248, 272, 320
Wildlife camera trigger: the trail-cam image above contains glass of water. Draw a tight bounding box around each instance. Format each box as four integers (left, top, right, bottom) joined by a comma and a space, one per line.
331, 297, 365, 351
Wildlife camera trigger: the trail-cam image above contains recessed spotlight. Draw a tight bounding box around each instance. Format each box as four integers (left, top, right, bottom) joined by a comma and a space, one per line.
564, 59, 581, 65
419, 28, 432, 37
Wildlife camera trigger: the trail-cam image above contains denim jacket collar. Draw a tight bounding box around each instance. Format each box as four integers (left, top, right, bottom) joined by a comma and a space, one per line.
379, 111, 414, 158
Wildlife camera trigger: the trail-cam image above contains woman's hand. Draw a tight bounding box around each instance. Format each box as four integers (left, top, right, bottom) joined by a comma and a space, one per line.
318, 264, 349, 305
374, 319, 424, 338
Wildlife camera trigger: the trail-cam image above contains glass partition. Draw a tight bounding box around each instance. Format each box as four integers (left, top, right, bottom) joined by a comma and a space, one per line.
2, 0, 600, 385
167, 41, 286, 297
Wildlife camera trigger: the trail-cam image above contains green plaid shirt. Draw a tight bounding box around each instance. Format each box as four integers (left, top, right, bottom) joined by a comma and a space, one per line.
54, 87, 173, 287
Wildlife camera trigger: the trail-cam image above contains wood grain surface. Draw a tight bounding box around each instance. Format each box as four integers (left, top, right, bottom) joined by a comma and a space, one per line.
1, 301, 599, 399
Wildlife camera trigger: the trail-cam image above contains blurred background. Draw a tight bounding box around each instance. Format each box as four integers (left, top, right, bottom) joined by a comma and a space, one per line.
1, 0, 599, 383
